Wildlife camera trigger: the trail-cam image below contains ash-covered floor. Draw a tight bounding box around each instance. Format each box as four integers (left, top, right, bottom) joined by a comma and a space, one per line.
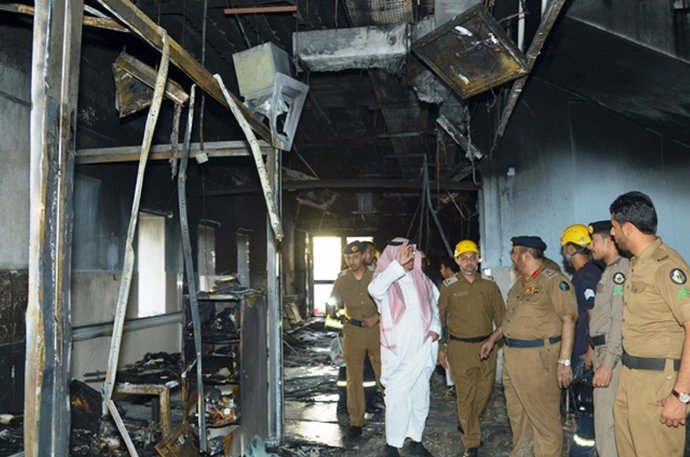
282, 321, 515, 457
282, 321, 690, 457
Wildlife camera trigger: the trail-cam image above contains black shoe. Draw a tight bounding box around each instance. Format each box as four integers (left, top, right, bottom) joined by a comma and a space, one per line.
462, 448, 478, 457
344, 425, 362, 440
408, 441, 433, 457
384, 444, 400, 457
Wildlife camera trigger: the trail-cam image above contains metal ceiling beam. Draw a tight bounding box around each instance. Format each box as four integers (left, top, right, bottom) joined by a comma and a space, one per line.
76, 140, 271, 164
491, 0, 567, 153
224, 5, 297, 15
26, 0, 84, 454
95, 0, 273, 146
203, 178, 478, 196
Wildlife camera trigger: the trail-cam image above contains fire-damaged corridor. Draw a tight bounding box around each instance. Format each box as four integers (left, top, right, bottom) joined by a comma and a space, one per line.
2, 0, 690, 455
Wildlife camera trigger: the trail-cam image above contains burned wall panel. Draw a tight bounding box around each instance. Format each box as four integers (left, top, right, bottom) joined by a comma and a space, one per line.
0, 271, 27, 413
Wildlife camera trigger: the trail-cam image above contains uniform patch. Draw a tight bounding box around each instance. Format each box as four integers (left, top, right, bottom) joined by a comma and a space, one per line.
584, 288, 595, 300
559, 281, 570, 292
524, 286, 539, 294
613, 272, 626, 285
670, 268, 687, 285
442, 276, 458, 287
613, 286, 624, 295
679, 288, 690, 298
543, 269, 558, 278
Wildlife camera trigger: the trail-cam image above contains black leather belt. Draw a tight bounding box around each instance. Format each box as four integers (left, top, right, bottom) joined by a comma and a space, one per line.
622, 351, 680, 371
505, 336, 561, 348
347, 319, 364, 327
591, 334, 606, 347
449, 334, 491, 343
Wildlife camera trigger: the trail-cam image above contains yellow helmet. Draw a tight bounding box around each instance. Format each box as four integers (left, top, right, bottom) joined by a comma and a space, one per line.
454, 240, 479, 258
560, 224, 591, 247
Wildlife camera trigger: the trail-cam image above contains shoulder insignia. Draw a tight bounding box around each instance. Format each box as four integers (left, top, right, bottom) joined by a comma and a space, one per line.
559, 281, 570, 292
670, 268, 687, 285
443, 276, 458, 287
367, 265, 375, 271
543, 269, 558, 278
678, 288, 690, 299
613, 272, 626, 285
337, 269, 348, 278
584, 288, 595, 300
656, 255, 670, 262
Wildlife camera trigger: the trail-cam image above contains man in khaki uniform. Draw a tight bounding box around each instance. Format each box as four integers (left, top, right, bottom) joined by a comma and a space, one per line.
480, 236, 577, 457
329, 241, 382, 440
438, 240, 505, 457
587, 220, 629, 457
609, 191, 690, 456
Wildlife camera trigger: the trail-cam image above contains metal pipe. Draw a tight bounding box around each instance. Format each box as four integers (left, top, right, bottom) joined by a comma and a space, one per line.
100, 29, 169, 456
72, 312, 183, 342
490, 0, 567, 153
214, 74, 285, 241
177, 85, 207, 451
423, 157, 453, 257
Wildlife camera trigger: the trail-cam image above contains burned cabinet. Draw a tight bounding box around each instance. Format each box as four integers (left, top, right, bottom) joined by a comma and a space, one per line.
182, 286, 268, 455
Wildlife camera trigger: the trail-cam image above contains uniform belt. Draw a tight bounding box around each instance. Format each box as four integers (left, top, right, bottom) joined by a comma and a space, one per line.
347, 319, 364, 327
591, 334, 606, 347
621, 351, 680, 371
504, 336, 561, 348
449, 334, 491, 343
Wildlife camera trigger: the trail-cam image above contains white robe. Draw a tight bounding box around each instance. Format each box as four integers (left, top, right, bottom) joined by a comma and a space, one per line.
368, 260, 441, 448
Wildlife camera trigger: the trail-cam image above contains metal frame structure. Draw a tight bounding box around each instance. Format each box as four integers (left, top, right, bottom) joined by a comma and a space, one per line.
26, 0, 83, 455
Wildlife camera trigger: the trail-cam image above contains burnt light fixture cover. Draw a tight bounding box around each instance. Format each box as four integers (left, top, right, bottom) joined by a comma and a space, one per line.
412, 5, 529, 99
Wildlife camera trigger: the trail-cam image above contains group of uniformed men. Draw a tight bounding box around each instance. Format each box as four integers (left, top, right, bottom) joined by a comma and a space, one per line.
328, 190, 690, 457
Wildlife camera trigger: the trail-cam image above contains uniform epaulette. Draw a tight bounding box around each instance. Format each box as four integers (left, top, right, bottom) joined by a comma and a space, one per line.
442, 276, 458, 287
656, 255, 670, 263
543, 269, 558, 278
337, 269, 348, 278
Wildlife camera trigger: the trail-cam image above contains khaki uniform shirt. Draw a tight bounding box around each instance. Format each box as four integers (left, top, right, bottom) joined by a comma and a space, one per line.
590, 255, 629, 368
330, 269, 378, 320
622, 238, 690, 358
504, 264, 578, 340
439, 273, 505, 340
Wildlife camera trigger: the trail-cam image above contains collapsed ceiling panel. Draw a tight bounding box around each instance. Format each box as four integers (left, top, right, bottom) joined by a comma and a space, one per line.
412, 5, 528, 99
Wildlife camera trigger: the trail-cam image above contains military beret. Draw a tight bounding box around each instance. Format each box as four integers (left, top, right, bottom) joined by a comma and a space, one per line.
511, 236, 547, 251
588, 220, 612, 235
343, 241, 363, 255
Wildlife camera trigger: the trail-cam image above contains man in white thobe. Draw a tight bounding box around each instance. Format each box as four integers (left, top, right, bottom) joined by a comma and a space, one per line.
368, 237, 441, 457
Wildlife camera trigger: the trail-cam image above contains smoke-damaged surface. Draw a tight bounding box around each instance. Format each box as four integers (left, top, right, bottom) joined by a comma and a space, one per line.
280, 320, 514, 456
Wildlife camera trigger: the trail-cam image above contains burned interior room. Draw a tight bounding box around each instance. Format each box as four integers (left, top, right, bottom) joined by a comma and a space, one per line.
2, 0, 690, 455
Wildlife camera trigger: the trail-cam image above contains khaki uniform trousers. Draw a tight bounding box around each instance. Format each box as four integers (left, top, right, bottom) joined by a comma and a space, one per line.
503, 344, 563, 457
592, 348, 621, 457
342, 323, 381, 427
614, 363, 687, 457
448, 339, 496, 449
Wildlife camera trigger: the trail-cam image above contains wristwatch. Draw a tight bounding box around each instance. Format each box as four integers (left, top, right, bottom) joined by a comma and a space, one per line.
557, 359, 571, 367
672, 389, 690, 404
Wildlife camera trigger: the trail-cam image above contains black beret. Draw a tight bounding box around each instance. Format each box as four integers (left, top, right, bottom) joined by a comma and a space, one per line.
343, 241, 363, 255
511, 236, 547, 251
588, 220, 612, 235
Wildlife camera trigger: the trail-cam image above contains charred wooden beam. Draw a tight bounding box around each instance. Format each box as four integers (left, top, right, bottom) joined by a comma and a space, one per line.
95, 0, 272, 145
26, 0, 84, 455
0, 2, 129, 33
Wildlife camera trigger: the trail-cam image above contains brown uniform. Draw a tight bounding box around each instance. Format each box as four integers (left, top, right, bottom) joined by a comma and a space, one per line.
614, 239, 690, 456
503, 265, 578, 457
330, 268, 382, 427
439, 273, 505, 449
589, 255, 629, 457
